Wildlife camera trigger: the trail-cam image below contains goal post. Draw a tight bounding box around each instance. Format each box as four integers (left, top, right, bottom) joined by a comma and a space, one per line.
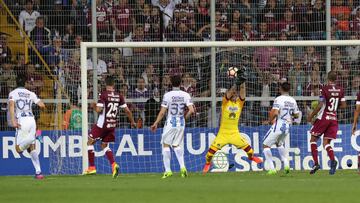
80, 40, 359, 174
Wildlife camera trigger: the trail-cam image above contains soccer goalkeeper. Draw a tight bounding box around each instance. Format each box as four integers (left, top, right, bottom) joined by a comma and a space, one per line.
203, 68, 262, 174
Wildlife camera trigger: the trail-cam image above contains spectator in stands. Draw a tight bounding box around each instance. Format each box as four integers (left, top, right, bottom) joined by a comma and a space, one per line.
259, 72, 277, 124
152, 0, 181, 28
306, 71, 322, 96
75, 0, 90, 39
288, 59, 306, 96
129, 77, 152, 125
48, 36, 68, 66
19, 0, 40, 37
87, 0, 111, 41
132, 24, 151, 55
350, 7, 360, 32
62, 24, 76, 49
0, 34, 12, 64
332, 48, 350, 92
253, 33, 279, 72
303, 46, 321, 71
228, 22, 242, 41
293, 0, 308, 35
63, 98, 82, 130
197, 11, 229, 41
26, 64, 43, 96
111, 0, 135, 40
237, 0, 258, 23
345, 33, 360, 63
64, 50, 81, 99
307, 0, 326, 40
181, 73, 197, 97
195, 0, 210, 29
242, 18, 256, 41
260, 0, 280, 33
87, 56, 108, 77
256, 21, 268, 40
29, 16, 52, 64
74, 34, 83, 49
141, 64, 155, 87
48, 0, 70, 36
0, 63, 16, 96
351, 75, 360, 97
278, 9, 296, 33
331, 0, 351, 31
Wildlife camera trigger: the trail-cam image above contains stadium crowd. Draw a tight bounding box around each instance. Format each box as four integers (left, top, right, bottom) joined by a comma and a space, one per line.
0, 0, 360, 128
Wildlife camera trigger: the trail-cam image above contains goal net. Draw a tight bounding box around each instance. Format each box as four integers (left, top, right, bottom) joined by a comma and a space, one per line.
74, 40, 359, 175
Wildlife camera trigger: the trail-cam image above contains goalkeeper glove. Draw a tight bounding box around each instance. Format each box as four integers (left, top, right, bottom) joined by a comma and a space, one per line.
235, 67, 247, 85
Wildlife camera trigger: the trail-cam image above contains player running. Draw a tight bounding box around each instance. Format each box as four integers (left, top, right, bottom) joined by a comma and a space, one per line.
84, 76, 136, 178
8, 73, 46, 179
263, 82, 300, 175
307, 71, 346, 175
352, 91, 360, 172
150, 75, 195, 179
202, 68, 262, 174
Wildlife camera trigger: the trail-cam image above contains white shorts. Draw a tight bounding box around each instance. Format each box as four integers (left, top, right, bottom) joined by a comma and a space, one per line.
263, 122, 290, 147
161, 126, 185, 146
16, 116, 36, 147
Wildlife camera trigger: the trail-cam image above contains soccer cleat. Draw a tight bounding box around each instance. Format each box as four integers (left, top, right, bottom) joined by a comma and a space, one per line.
34, 173, 44, 180
112, 163, 120, 178
310, 164, 320, 175
36, 130, 43, 143
180, 168, 188, 178
161, 171, 173, 179
202, 163, 211, 175
267, 170, 277, 175
249, 156, 263, 164
284, 166, 290, 174
329, 160, 338, 175
83, 166, 97, 175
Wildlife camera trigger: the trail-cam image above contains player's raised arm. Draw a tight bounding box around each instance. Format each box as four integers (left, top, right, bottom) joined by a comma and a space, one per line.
36, 100, 46, 109
225, 85, 236, 100
239, 83, 246, 101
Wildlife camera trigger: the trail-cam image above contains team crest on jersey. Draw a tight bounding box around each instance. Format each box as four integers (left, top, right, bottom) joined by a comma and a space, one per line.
229, 112, 236, 119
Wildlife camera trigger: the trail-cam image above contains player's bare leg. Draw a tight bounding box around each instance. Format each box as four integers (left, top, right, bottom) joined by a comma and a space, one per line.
323, 138, 337, 175
101, 142, 119, 178
203, 146, 218, 174
28, 144, 43, 179
173, 145, 187, 178
310, 135, 321, 174
84, 138, 97, 175
263, 145, 276, 175
162, 144, 173, 179
277, 144, 290, 174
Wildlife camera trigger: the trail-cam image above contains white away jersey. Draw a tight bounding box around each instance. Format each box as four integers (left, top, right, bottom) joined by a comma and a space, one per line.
161, 88, 193, 127
8, 87, 40, 118
272, 95, 299, 125
19, 10, 40, 33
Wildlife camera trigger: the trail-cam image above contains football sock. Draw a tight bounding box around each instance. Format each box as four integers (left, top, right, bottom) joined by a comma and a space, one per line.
104, 147, 115, 165
88, 145, 95, 167
243, 145, 254, 159
263, 148, 275, 170
205, 147, 218, 164
310, 142, 319, 165
30, 150, 41, 174
325, 144, 335, 161
174, 146, 185, 169
278, 145, 289, 168
162, 147, 171, 172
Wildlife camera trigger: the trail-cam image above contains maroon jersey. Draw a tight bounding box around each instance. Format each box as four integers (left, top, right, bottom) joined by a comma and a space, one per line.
112, 5, 132, 34
316, 84, 345, 121
96, 90, 126, 129
87, 6, 109, 31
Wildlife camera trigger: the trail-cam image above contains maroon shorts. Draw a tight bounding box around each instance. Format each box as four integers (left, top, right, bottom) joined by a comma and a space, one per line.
89, 125, 115, 143
310, 119, 338, 140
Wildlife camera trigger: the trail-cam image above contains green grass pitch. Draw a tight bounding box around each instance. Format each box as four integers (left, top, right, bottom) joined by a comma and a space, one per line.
0, 170, 359, 203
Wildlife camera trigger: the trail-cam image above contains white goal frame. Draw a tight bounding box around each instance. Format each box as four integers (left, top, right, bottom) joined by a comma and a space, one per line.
80, 40, 360, 173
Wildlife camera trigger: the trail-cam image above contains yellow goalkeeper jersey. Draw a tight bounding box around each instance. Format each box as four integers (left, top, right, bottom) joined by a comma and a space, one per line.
219, 96, 245, 133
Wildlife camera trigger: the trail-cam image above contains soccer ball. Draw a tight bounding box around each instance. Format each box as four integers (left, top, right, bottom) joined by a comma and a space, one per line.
227, 67, 238, 78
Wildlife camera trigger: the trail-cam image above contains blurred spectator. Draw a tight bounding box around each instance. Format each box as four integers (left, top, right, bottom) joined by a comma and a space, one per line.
181, 73, 197, 97
0, 63, 16, 96
351, 75, 360, 96
256, 21, 268, 40
111, 0, 135, 39
63, 98, 82, 130
19, 0, 41, 37
48, 36, 68, 66
152, 0, 181, 28
307, 0, 326, 40
75, 0, 90, 38
278, 9, 296, 33
303, 46, 321, 71
129, 77, 152, 124
331, 0, 351, 31
253, 33, 279, 71
345, 34, 360, 63
87, 0, 111, 41
132, 25, 151, 55
87, 56, 107, 76
350, 6, 360, 32
62, 24, 76, 48
141, 64, 155, 87
331, 48, 350, 92
237, 0, 257, 23
26, 64, 43, 96
288, 59, 306, 96
64, 50, 81, 99
195, 0, 210, 28
0, 34, 12, 64
259, 72, 277, 124
260, 0, 280, 33
48, 0, 70, 35
228, 22, 242, 41
73, 34, 83, 49
242, 19, 256, 41
305, 69, 322, 96
29, 16, 52, 64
